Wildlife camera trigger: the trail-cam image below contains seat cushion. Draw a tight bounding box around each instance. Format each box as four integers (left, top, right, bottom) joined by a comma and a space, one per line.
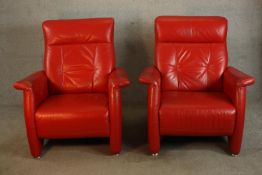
159, 92, 236, 136
35, 93, 109, 138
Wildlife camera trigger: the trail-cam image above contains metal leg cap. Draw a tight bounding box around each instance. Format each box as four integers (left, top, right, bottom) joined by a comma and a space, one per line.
152, 153, 159, 157
231, 154, 238, 157
36, 156, 41, 159
115, 154, 120, 156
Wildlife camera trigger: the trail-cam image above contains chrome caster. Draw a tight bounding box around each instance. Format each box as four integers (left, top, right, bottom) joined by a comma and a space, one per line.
152, 153, 159, 157
231, 154, 238, 157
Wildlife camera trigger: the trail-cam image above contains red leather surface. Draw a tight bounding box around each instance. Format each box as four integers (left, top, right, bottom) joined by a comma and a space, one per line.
43, 19, 115, 94
43, 18, 114, 45
108, 68, 130, 154
224, 67, 255, 88
155, 16, 227, 92
159, 92, 236, 135
140, 16, 255, 155
35, 93, 109, 138
139, 66, 161, 86
13, 71, 48, 157
155, 43, 227, 91
155, 16, 227, 43
139, 67, 161, 153
109, 68, 130, 88
14, 18, 129, 157
224, 67, 255, 154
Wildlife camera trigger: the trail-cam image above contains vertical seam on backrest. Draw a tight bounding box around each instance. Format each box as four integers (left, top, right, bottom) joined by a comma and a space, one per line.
60, 46, 64, 87
92, 45, 98, 91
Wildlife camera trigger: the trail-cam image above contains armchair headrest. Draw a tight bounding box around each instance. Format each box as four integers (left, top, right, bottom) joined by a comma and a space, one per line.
155, 16, 227, 43
43, 18, 114, 45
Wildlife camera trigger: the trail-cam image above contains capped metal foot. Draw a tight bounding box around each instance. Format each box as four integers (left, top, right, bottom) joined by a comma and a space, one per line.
152, 153, 159, 157
115, 153, 120, 156
36, 156, 41, 159
231, 154, 238, 157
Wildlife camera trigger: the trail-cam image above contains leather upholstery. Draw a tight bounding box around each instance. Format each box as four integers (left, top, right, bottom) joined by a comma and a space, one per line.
139, 67, 161, 153
108, 68, 130, 154
155, 43, 227, 91
14, 18, 129, 157
159, 92, 236, 135
139, 16, 255, 155
35, 93, 110, 138
223, 67, 255, 154
14, 71, 48, 158
155, 16, 227, 43
155, 16, 227, 91
43, 18, 115, 94
43, 18, 114, 45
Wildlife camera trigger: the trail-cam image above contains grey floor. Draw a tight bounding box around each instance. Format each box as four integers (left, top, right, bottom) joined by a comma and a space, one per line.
1, 100, 262, 175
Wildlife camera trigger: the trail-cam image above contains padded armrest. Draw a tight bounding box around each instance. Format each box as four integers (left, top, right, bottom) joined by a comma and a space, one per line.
108, 68, 129, 154
14, 71, 48, 91
139, 66, 161, 86
108, 68, 130, 88
139, 66, 161, 153
223, 66, 255, 106
223, 67, 255, 155
224, 67, 255, 87
13, 71, 49, 107
13, 71, 48, 157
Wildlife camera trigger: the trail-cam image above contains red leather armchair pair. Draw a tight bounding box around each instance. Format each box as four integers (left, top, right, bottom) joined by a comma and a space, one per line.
139, 16, 255, 156
14, 17, 255, 158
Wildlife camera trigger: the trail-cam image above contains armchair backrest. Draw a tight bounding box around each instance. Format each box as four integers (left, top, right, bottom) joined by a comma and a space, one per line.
155, 16, 228, 91
43, 18, 115, 94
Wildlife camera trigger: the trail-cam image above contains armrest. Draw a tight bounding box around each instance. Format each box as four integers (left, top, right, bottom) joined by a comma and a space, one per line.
223, 67, 255, 155
139, 66, 161, 153
108, 68, 129, 154
224, 67, 255, 87
13, 70, 49, 107
108, 68, 130, 88
13, 71, 49, 157
224, 66, 255, 103
139, 66, 161, 86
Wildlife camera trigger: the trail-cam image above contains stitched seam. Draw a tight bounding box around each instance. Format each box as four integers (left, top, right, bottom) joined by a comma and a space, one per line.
60, 46, 64, 87
92, 45, 98, 91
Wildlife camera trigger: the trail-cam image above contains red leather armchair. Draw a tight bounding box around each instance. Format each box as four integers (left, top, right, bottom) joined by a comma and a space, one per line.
139, 16, 255, 156
14, 18, 130, 158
